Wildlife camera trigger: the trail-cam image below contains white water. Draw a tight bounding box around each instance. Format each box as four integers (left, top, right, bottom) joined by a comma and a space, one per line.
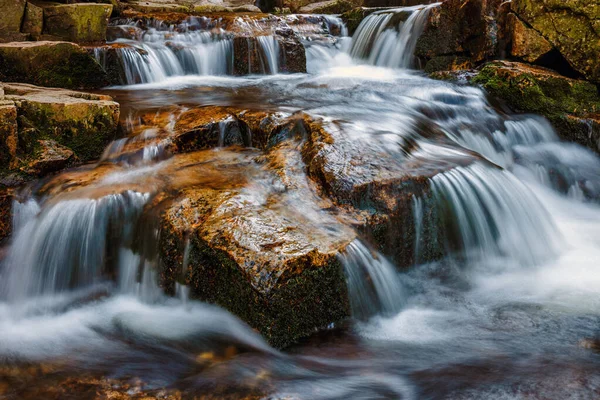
2, 9, 600, 398
349, 3, 440, 68
339, 240, 406, 319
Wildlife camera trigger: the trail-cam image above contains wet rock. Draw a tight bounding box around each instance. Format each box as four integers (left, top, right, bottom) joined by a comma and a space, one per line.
512, 0, 600, 83
232, 35, 306, 75
157, 146, 354, 348
2, 82, 120, 164
298, 0, 359, 14
21, 2, 44, 39
340, 7, 382, 35
415, 0, 503, 73
42, 3, 113, 43
504, 12, 553, 64
0, 187, 13, 244
0, 0, 27, 42
0, 41, 109, 90
471, 61, 600, 153
24, 140, 74, 176
301, 117, 479, 266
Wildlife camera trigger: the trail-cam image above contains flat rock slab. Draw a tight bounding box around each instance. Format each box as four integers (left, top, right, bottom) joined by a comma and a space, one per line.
1, 82, 119, 168
0, 41, 109, 89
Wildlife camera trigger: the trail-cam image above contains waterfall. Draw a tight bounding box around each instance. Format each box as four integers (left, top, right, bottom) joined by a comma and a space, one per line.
0, 191, 149, 301
339, 240, 405, 320
256, 36, 280, 75
431, 163, 561, 267
349, 3, 440, 69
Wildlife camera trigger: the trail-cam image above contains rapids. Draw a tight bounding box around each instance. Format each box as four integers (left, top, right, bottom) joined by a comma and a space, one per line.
1, 6, 600, 399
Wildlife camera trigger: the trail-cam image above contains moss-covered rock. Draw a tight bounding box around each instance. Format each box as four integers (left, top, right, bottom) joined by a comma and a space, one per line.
471, 61, 600, 152
512, 0, 600, 83
2, 83, 120, 163
21, 2, 44, 39
0, 102, 18, 170
504, 12, 553, 63
42, 3, 113, 43
0, 0, 27, 41
0, 41, 109, 90
298, 0, 360, 14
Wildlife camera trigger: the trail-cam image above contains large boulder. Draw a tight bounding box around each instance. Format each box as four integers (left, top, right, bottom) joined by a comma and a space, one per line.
415, 0, 503, 73
157, 146, 355, 348
1, 82, 120, 166
470, 61, 600, 153
42, 3, 113, 43
504, 12, 553, 63
512, 0, 600, 83
0, 41, 109, 89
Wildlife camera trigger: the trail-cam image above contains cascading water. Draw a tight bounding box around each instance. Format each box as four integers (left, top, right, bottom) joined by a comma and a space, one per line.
339, 240, 406, 319
0, 191, 150, 301
349, 3, 440, 68
2, 8, 600, 398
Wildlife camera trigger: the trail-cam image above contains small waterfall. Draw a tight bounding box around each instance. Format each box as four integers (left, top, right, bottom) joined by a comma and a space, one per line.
412, 196, 423, 264
256, 36, 280, 74
349, 3, 440, 69
339, 240, 405, 320
431, 163, 561, 266
0, 191, 149, 301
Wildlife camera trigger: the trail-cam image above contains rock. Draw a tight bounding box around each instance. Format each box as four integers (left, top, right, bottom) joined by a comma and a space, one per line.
24, 139, 74, 176
579, 338, 600, 352
298, 0, 360, 14
300, 116, 481, 266
340, 6, 382, 35
2, 82, 120, 163
42, 3, 113, 43
157, 146, 354, 348
505, 12, 553, 63
415, 0, 503, 73
0, 102, 18, 169
0, 187, 13, 244
471, 61, 600, 153
0, 0, 27, 41
0, 41, 109, 90
232, 35, 306, 75
512, 0, 600, 83
21, 2, 44, 39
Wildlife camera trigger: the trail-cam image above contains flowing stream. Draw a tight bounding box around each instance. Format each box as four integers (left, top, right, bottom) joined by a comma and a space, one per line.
2, 6, 600, 399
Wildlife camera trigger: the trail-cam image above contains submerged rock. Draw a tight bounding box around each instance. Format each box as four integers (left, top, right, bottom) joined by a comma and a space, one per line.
0, 41, 109, 90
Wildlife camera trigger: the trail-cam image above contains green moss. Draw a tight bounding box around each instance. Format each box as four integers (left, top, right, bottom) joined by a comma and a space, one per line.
0, 43, 109, 90
16, 101, 118, 162
472, 63, 600, 118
